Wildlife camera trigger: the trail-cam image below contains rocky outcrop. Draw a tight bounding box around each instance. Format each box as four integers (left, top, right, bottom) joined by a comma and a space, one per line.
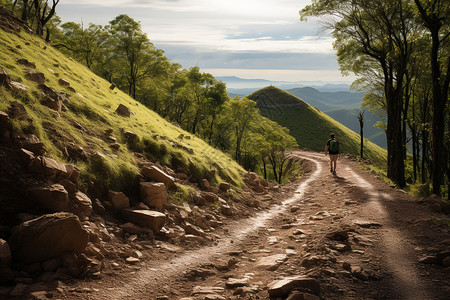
14, 133, 45, 155
141, 165, 175, 188
9, 212, 89, 263
140, 182, 167, 211
68, 191, 92, 219
121, 209, 166, 232
27, 184, 69, 212
108, 191, 130, 212
115, 104, 131, 117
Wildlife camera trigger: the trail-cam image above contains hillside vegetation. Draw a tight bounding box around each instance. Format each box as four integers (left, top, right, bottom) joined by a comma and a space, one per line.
248, 86, 387, 166
0, 27, 245, 194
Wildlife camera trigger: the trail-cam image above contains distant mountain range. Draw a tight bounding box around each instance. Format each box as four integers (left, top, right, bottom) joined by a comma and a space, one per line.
217, 76, 353, 94
221, 76, 387, 149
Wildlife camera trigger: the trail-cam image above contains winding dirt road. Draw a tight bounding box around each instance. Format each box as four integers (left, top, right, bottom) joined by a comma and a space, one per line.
60, 151, 450, 300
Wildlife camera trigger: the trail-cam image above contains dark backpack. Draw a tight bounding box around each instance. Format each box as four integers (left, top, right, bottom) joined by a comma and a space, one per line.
329, 139, 338, 152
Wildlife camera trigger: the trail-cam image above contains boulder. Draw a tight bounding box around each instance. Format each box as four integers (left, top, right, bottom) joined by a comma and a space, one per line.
10, 81, 28, 92
200, 179, 211, 190
58, 78, 70, 87
0, 239, 11, 266
59, 178, 77, 194
16, 58, 36, 68
141, 165, 175, 188
0, 68, 12, 89
116, 104, 131, 117
267, 276, 321, 298
184, 222, 206, 237
14, 133, 45, 155
43, 98, 62, 112
219, 182, 230, 192
19, 148, 35, 164
109, 83, 116, 90
120, 222, 153, 235
121, 209, 166, 232
27, 184, 68, 212
140, 182, 167, 211
108, 191, 130, 212
123, 130, 137, 141
256, 254, 287, 271
25, 71, 45, 84
68, 191, 92, 219
29, 156, 72, 177
92, 198, 105, 216
8, 101, 27, 118
9, 212, 89, 263
65, 143, 87, 161
37, 84, 59, 101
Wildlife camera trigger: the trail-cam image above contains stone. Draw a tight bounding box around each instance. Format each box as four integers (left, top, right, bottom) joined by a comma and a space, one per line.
27, 184, 69, 212
92, 198, 105, 216
193, 193, 206, 206
267, 276, 321, 298
184, 222, 206, 237
326, 230, 349, 241
107, 136, 117, 143
419, 255, 437, 264
19, 148, 36, 164
353, 219, 382, 228
9, 212, 89, 263
37, 84, 59, 101
140, 182, 167, 211
256, 254, 287, 271
125, 257, 139, 264
58, 78, 70, 87
175, 173, 188, 180
43, 98, 62, 112
220, 204, 233, 216
59, 179, 77, 194
8, 101, 27, 118
123, 130, 137, 141
65, 144, 87, 161
0, 68, 12, 89
287, 291, 320, 300
301, 256, 322, 268
26, 71, 46, 84
202, 192, 219, 203
10, 81, 28, 92
226, 277, 249, 288
121, 222, 153, 235
351, 266, 368, 281
108, 191, 130, 212
17, 58, 36, 68
109, 83, 116, 90
192, 286, 224, 295
121, 209, 166, 232
0, 239, 11, 266
200, 179, 211, 190
116, 104, 131, 117
29, 156, 70, 177
69, 191, 92, 219
219, 182, 230, 192
141, 165, 175, 188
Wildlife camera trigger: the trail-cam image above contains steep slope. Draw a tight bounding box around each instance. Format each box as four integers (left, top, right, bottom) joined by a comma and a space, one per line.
247, 86, 387, 165
0, 24, 244, 192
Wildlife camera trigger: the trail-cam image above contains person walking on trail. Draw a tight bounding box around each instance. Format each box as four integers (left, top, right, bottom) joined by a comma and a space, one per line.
325, 133, 340, 174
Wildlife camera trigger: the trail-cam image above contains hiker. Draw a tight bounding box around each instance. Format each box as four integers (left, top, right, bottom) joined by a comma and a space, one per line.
325, 133, 340, 174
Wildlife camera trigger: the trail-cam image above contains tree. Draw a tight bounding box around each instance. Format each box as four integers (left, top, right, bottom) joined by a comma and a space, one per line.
301, 0, 416, 187
357, 110, 365, 158
414, 0, 450, 195
108, 14, 158, 98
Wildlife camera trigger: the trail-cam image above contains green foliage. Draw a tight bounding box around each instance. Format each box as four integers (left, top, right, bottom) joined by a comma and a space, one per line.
169, 183, 195, 204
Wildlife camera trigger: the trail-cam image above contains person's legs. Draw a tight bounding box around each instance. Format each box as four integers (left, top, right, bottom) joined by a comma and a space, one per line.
330, 154, 338, 173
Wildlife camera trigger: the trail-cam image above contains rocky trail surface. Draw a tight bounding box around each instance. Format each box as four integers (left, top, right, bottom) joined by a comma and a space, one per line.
28, 152, 450, 299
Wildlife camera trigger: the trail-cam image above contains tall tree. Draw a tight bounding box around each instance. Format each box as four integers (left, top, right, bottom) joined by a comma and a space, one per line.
301, 0, 416, 187
414, 0, 450, 195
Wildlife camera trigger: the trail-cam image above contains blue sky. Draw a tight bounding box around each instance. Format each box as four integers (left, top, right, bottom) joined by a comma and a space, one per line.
57, 0, 355, 83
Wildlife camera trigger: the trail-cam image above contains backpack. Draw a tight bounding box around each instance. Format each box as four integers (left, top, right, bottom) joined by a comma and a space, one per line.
329, 139, 338, 152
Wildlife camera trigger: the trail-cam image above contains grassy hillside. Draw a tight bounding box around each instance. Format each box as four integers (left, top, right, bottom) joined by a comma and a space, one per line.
0, 27, 244, 194
248, 86, 387, 166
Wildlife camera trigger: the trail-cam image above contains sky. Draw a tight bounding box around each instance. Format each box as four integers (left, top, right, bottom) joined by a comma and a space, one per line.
56, 0, 355, 84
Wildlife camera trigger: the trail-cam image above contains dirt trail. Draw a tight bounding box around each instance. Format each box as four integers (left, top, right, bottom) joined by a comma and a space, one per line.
61, 151, 450, 299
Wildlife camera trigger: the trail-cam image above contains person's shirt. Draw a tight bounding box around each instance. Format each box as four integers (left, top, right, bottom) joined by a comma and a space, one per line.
326, 138, 339, 154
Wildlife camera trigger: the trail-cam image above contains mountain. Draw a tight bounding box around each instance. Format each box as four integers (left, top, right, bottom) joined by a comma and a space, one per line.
217, 76, 352, 93
247, 86, 387, 165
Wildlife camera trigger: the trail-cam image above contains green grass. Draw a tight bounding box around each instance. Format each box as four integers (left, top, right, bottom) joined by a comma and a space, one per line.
248, 86, 387, 167
0, 28, 245, 197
